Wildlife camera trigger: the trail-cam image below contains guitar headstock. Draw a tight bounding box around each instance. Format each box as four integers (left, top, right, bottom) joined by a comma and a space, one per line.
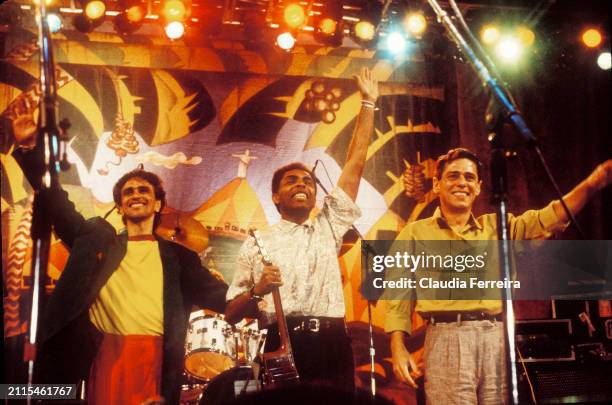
249, 228, 273, 266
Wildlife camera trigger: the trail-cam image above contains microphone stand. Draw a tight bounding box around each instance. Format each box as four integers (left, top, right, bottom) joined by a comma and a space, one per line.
24, 2, 70, 400
311, 173, 378, 398
424, 1, 585, 404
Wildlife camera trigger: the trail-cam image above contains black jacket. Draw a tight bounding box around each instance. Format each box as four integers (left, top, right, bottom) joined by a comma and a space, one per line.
14, 149, 228, 405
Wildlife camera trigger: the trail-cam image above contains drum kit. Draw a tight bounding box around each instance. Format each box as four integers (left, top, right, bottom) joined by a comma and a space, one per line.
156, 212, 267, 404
181, 310, 266, 405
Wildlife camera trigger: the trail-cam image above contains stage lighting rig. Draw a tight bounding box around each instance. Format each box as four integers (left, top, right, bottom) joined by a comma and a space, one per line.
276, 31, 296, 51
597, 51, 611, 70
283, 3, 306, 29
47, 12, 62, 32
161, 0, 190, 40
582, 28, 603, 48
114, 0, 146, 34
72, 0, 106, 33
314, 0, 343, 47
404, 12, 426, 38
351, 0, 382, 47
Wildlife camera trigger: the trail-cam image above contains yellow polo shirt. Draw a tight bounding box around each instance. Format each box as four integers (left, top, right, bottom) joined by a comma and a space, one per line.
89, 240, 164, 335
384, 201, 567, 334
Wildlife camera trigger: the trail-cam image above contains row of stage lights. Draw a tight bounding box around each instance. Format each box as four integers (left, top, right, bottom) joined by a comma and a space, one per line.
35, 0, 190, 39
34, 0, 432, 49
274, 3, 428, 53
31, 0, 611, 70
479, 24, 610, 70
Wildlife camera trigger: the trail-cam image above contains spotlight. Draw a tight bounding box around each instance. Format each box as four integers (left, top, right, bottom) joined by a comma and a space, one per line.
353, 0, 382, 48
120, 0, 146, 23
276, 32, 296, 51
404, 12, 426, 37
283, 4, 306, 29
582, 29, 602, 48
355, 21, 375, 42
495, 37, 523, 63
318, 18, 337, 35
114, 0, 145, 33
165, 20, 185, 39
314, 1, 343, 47
386, 31, 407, 55
84, 0, 105, 20
47, 13, 62, 33
163, 0, 186, 22
126, 5, 145, 22
516, 26, 535, 47
73, 0, 105, 33
114, 12, 141, 34
481, 25, 500, 45
597, 52, 611, 70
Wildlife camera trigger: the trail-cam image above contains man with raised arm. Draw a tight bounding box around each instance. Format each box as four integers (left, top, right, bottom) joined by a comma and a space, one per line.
10, 98, 228, 405
224, 67, 379, 391
387, 147, 611, 404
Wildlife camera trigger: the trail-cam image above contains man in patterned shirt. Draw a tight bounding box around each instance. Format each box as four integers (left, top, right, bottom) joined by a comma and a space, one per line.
225, 67, 379, 391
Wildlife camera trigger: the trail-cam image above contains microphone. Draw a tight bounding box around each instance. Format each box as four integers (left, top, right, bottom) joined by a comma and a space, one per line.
311, 159, 319, 175
103, 205, 117, 219
310, 159, 328, 194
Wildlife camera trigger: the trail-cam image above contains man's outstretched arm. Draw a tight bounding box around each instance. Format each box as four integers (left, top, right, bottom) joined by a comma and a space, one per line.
337, 67, 379, 201
552, 160, 612, 222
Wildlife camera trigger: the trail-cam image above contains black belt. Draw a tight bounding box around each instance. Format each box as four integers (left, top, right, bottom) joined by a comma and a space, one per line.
270, 316, 346, 333
423, 311, 502, 324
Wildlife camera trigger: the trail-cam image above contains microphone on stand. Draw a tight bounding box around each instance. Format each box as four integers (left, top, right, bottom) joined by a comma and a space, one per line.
311, 159, 319, 176
309, 157, 378, 397
310, 160, 328, 194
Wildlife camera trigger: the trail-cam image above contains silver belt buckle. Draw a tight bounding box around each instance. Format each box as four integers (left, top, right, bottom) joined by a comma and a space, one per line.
307, 318, 320, 332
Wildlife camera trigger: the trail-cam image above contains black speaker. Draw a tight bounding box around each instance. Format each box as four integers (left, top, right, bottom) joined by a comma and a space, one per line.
519, 362, 612, 404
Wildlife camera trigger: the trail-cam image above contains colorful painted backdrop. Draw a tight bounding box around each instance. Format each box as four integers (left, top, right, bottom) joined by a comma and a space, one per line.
2, 27, 609, 403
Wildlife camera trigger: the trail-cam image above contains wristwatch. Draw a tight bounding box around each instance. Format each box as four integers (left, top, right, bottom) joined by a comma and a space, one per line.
249, 286, 264, 302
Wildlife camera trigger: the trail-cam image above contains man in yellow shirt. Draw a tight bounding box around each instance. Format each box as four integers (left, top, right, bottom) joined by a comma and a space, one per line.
11, 104, 228, 405
386, 148, 611, 404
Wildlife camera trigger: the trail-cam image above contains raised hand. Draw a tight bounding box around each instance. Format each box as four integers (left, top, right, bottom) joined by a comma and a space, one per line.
354, 67, 379, 103
10, 96, 37, 149
586, 160, 612, 192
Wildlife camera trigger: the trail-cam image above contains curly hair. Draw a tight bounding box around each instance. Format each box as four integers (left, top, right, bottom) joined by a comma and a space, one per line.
270, 162, 316, 212
112, 168, 166, 229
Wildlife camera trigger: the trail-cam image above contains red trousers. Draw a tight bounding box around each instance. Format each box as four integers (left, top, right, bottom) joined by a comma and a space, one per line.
88, 334, 163, 405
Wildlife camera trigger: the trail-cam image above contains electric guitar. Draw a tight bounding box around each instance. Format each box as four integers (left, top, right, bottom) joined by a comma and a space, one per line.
249, 229, 300, 387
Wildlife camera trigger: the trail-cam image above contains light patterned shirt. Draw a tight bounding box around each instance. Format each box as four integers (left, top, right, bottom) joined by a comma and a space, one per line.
227, 187, 361, 324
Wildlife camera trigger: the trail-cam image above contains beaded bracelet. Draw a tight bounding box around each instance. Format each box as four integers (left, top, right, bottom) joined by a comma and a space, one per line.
361, 99, 378, 110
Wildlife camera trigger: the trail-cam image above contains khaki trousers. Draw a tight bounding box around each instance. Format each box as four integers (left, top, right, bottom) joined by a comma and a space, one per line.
423, 320, 508, 405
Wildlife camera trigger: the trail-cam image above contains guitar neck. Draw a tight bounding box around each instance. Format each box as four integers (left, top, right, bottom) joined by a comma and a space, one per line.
271, 288, 292, 353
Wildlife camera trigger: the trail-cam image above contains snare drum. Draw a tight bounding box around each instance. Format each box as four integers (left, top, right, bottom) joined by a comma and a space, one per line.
185, 311, 236, 380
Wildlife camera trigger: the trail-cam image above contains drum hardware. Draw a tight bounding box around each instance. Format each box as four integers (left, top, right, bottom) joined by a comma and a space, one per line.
184, 310, 266, 383
184, 311, 267, 404
180, 376, 206, 405
184, 311, 236, 380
